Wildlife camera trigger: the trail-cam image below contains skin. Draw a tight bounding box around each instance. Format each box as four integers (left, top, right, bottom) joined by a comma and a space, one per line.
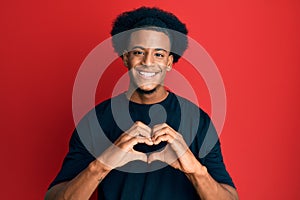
45, 30, 239, 200
123, 29, 173, 104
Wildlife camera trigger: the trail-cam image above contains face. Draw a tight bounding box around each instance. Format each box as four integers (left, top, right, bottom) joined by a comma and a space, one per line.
123, 29, 173, 93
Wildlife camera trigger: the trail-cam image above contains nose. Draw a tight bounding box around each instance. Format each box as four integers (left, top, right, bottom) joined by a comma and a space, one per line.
141, 52, 154, 66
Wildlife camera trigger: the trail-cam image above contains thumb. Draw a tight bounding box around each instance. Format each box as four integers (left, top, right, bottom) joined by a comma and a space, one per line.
132, 150, 148, 163
148, 151, 164, 164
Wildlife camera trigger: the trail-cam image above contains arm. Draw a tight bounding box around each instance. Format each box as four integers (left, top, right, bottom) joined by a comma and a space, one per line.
45, 121, 153, 200
148, 123, 239, 200
45, 160, 110, 200
184, 154, 238, 200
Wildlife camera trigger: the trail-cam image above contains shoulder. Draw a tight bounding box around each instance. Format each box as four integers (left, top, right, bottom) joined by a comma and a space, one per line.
169, 92, 210, 120
94, 93, 126, 116
94, 98, 112, 113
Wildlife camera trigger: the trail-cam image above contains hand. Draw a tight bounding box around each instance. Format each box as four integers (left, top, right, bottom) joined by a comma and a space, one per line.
97, 121, 153, 170
148, 123, 202, 174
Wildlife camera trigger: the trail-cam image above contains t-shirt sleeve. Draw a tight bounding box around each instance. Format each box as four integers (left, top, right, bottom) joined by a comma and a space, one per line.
201, 140, 235, 188
49, 129, 95, 189
197, 111, 236, 189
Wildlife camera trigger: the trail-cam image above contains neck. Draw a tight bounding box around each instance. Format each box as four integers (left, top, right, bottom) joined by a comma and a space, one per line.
126, 86, 169, 104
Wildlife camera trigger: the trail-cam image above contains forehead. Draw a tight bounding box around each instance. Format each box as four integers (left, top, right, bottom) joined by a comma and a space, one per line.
128, 30, 171, 51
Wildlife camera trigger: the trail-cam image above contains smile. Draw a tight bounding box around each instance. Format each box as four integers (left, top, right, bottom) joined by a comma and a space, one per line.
138, 71, 160, 78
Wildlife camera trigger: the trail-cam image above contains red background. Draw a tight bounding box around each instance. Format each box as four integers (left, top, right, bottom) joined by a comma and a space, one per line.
1, 0, 299, 199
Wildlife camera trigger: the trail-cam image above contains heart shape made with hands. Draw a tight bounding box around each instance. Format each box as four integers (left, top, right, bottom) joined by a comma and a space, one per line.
130, 124, 187, 165
98, 122, 190, 170
135, 143, 181, 166
134, 140, 167, 153
134, 140, 176, 164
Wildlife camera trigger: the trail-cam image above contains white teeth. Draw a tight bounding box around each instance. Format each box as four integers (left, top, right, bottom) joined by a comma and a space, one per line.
139, 71, 156, 77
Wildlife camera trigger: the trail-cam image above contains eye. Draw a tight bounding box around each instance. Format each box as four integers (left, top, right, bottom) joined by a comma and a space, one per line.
155, 53, 164, 58
132, 50, 144, 56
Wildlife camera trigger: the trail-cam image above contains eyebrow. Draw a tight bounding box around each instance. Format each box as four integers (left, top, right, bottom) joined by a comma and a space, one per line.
130, 46, 169, 52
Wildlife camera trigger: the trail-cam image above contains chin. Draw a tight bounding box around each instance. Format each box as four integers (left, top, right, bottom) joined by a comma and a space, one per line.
136, 87, 157, 95
136, 82, 158, 91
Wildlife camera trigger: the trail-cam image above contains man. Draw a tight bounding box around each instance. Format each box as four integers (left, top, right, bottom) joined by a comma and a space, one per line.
45, 7, 238, 200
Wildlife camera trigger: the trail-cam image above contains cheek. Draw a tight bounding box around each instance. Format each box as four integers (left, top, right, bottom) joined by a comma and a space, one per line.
129, 55, 143, 62
159, 58, 170, 66
161, 71, 168, 78
129, 60, 141, 68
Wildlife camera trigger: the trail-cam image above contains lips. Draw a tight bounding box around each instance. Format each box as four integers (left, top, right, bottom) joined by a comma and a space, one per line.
137, 70, 160, 78
139, 71, 156, 77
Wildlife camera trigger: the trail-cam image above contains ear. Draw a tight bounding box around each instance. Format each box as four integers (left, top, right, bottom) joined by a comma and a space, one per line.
122, 51, 129, 68
166, 54, 173, 71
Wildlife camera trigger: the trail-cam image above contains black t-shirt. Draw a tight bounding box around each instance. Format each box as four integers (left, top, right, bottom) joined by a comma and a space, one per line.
50, 92, 235, 199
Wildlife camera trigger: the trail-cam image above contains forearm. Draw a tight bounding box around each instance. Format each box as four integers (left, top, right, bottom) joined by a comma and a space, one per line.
45, 160, 110, 200
186, 163, 238, 200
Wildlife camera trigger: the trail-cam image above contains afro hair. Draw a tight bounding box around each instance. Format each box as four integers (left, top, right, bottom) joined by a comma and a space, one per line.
110, 7, 188, 63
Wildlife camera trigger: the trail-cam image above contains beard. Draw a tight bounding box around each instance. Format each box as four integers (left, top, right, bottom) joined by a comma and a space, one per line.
136, 87, 157, 95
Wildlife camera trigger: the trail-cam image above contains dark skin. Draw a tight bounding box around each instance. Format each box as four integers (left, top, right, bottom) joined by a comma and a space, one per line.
45, 29, 239, 200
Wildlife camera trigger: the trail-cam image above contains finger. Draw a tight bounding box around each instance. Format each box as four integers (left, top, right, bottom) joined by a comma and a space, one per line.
114, 133, 132, 147
126, 135, 154, 147
135, 121, 152, 132
127, 121, 152, 138
135, 126, 152, 138
152, 124, 177, 139
152, 123, 168, 134
120, 128, 150, 141
148, 145, 177, 164
153, 132, 188, 157
152, 133, 175, 145
152, 128, 177, 143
